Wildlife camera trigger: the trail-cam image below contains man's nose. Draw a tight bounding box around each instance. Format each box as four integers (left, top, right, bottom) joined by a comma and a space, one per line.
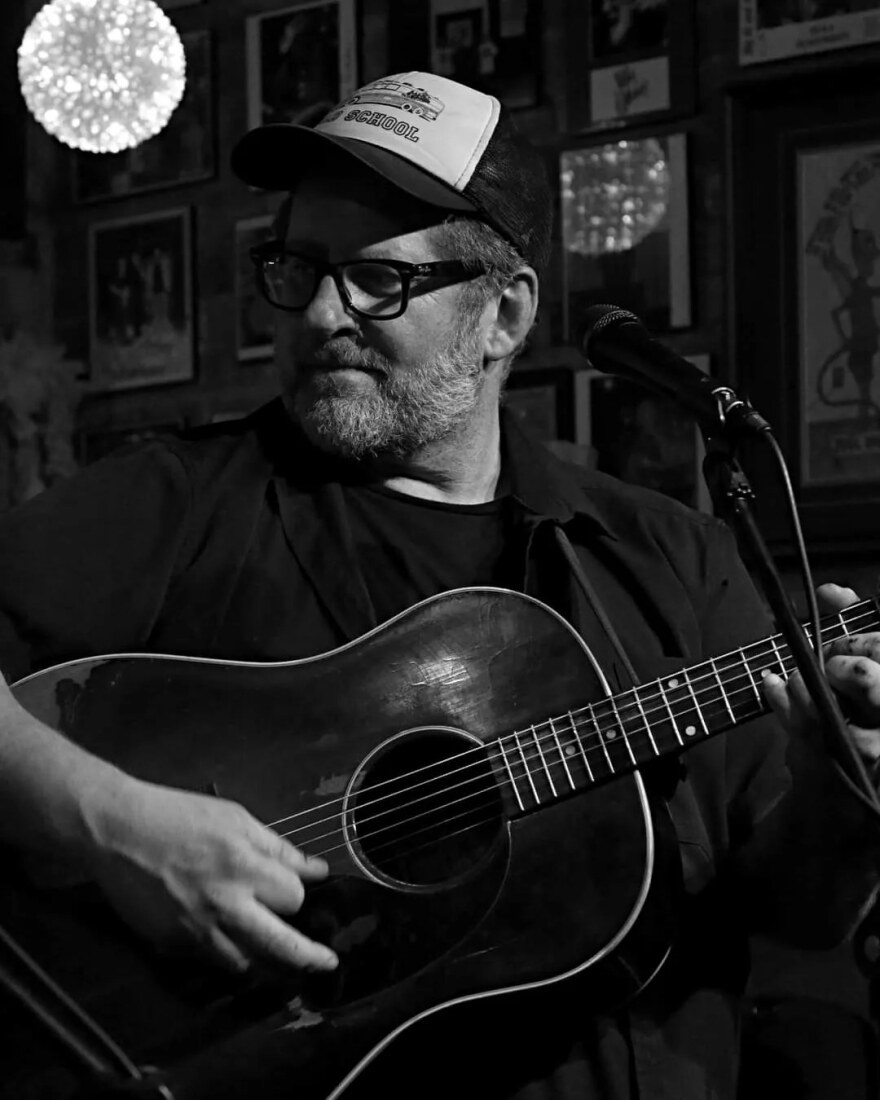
302, 272, 353, 332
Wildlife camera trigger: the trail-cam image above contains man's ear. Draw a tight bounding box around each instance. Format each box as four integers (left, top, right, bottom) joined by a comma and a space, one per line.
483, 268, 539, 363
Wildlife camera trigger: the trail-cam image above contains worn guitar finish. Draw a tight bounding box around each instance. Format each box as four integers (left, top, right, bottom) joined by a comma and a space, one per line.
1, 587, 877, 1099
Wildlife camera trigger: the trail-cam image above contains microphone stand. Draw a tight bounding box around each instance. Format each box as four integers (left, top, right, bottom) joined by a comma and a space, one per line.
700, 431, 880, 810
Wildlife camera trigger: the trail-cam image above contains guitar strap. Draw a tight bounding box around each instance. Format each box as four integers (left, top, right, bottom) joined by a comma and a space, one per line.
554, 526, 642, 689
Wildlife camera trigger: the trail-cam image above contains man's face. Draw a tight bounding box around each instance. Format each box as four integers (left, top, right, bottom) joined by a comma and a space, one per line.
274, 167, 491, 460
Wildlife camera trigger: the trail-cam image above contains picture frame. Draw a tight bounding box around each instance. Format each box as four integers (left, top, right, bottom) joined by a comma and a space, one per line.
727, 64, 880, 553
246, 0, 357, 130
88, 207, 195, 393
574, 357, 712, 512
566, 0, 695, 133
428, 0, 542, 110
73, 30, 215, 203
739, 0, 880, 66
235, 214, 276, 363
560, 131, 691, 341
505, 367, 576, 442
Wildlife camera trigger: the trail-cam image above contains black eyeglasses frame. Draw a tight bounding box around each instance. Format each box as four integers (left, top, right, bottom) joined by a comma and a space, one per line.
249, 243, 487, 321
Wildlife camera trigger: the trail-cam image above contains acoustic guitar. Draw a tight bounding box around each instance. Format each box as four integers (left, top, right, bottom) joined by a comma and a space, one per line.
1, 587, 876, 1099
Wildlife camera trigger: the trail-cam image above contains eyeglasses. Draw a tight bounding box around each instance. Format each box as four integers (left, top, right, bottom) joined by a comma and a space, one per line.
249, 243, 487, 320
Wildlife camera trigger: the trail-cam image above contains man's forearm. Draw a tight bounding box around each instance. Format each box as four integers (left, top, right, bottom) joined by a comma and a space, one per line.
0, 686, 133, 862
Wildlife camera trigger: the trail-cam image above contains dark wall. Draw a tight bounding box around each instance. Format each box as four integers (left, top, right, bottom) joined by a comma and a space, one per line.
0, 0, 28, 241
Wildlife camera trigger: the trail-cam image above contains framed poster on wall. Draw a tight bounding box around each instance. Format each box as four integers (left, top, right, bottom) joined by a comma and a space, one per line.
428, 0, 542, 110
574, 357, 712, 512
727, 64, 880, 553
88, 207, 194, 392
565, 0, 695, 133
739, 0, 880, 66
246, 0, 357, 129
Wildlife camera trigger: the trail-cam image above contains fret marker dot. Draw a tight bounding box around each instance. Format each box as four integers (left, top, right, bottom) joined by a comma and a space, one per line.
668, 678, 680, 688
565, 746, 576, 757
607, 731, 616, 739
685, 725, 696, 737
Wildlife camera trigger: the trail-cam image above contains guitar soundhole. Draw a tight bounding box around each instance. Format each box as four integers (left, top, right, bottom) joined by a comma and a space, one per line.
347, 729, 505, 890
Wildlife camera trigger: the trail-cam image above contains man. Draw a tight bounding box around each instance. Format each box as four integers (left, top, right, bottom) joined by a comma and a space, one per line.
0, 70, 879, 1099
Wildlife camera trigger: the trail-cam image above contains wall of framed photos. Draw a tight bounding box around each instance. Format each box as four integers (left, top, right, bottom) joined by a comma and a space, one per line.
9, 0, 880, 573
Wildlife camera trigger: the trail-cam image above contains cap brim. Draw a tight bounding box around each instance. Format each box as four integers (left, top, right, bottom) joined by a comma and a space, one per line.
231, 125, 478, 213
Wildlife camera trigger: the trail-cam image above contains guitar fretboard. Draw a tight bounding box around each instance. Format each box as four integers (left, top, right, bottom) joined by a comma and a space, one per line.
492, 596, 880, 814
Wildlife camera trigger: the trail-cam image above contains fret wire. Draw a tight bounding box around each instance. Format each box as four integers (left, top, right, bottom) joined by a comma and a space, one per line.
632, 689, 659, 757
660, 679, 684, 747
681, 667, 710, 737
498, 738, 525, 812
548, 716, 576, 791
607, 695, 638, 765
531, 724, 557, 798
511, 601, 879, 802
588, 708, 615, 773
769, 636, 786, 676
740, 651, 762, 706
710, 656, 736, 723
570, 710, 596, 783
514, 731, 540, 804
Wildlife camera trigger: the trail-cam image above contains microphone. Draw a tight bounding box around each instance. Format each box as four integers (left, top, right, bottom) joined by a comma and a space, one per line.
577, 304, 771, 437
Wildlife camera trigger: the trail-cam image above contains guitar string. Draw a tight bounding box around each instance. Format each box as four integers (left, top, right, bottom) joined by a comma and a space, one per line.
271, 606, 877, 860
304, 616, 855, 871
269, 605, 875, 848
313, 611, 880, 870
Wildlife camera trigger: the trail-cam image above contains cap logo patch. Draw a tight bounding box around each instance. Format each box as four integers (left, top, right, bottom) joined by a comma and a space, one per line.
342, 78, 446, 122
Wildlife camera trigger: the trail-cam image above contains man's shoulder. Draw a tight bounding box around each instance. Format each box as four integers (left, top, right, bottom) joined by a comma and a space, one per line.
553, 452, 724, 547
159, 400, 286, 487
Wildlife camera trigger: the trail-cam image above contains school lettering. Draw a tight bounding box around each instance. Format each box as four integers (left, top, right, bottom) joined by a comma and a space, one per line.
344, 110, 420, 142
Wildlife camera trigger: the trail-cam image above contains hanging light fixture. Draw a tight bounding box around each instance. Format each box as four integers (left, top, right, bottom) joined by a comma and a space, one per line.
18, 0, 186, 155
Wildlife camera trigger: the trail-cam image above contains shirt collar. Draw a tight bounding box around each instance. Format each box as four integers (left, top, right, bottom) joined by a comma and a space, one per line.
500, 407, 616, 537
255, 397, 616, 538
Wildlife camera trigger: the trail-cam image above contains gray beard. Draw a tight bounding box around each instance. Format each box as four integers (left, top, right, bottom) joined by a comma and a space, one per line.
291, 326, 485, 460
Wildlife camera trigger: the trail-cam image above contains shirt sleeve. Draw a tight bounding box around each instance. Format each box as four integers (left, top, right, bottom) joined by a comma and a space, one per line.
0, 442, 192, 683
697, 523, 880, 945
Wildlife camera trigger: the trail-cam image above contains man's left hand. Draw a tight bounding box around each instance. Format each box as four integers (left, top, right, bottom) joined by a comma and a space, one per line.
763, 582, 880, 768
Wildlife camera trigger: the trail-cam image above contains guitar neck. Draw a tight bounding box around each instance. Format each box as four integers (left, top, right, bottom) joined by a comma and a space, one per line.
494, 596, 880, 813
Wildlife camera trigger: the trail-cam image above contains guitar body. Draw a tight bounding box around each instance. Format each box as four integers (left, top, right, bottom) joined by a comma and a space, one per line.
0, 588, 680, 1099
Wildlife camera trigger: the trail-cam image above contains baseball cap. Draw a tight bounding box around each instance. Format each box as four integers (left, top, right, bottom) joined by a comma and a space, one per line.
230, 71, 552, 271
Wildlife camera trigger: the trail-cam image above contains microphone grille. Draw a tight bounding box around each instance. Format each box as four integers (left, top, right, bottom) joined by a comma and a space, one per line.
576, 304, 641, 352
585, 303, 640, 335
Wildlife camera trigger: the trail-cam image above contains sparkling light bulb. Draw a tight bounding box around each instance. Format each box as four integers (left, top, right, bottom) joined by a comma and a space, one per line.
18, 0, 186, 154
561, 140, 670, 257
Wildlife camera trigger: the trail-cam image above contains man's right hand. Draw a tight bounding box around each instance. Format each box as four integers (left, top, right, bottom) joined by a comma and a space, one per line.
84, 777, 339, 974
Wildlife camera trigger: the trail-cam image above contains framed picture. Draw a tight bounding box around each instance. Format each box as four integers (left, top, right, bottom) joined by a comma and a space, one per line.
428, 0, 542, 110
246, 0, 357, 130
235, 214, 276, 363
560, 132, 691, 341
565, 0, 695, 133
728, 64, 880, 552
73, 30, 214, 203
739, 0, 880, 66
88, 207, 194, 392
574, 357, 712, 512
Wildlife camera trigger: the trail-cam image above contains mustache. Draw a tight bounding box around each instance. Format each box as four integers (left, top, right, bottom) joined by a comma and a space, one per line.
305, 340, 389, 376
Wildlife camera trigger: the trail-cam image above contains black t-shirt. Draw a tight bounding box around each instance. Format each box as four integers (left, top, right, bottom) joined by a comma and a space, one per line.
341, 483, 521, 625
